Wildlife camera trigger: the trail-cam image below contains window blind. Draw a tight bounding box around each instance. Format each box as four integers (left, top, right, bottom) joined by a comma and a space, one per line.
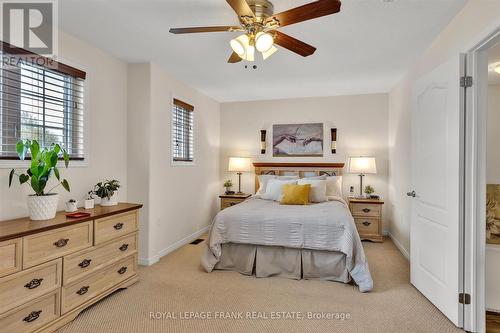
172, 99, 194, 163
0, 43, 86, 160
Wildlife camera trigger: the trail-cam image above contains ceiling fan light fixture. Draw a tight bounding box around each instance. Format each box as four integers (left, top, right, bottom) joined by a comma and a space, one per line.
255, 32, 274, 53
262, 45, 278, 60
230, 34, 250, 57
246, 45, 255, 62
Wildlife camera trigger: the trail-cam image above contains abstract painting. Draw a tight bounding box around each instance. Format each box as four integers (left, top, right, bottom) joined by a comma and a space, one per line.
273, 123, 323, 157
487, 184, 500, 245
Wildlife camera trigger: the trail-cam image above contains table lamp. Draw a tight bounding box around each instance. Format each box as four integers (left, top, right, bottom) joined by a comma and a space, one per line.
228, 157, 253, 194
348, 157, 377, 198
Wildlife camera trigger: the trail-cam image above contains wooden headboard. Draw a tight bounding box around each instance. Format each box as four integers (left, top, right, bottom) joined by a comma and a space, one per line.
253, 162, 345, 193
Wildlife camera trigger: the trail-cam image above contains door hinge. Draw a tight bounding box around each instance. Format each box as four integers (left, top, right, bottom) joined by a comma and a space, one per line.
459, 293, 471, 305
460, 76, 473, 88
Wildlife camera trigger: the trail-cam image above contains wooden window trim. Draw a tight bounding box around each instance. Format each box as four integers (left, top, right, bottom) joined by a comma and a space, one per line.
173, 98, 194, 112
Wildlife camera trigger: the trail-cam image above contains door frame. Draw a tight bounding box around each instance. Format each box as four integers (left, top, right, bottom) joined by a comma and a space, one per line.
464, 27, 500, 333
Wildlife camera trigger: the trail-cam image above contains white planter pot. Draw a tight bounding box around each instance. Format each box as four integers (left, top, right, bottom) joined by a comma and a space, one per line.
84, 199, 95, 210
27, 194, 60, 221
65, 201, 78, 213
100, 194, 118, 207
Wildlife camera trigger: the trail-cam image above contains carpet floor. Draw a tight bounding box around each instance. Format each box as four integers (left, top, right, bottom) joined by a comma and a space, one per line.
57, 238, 463, 333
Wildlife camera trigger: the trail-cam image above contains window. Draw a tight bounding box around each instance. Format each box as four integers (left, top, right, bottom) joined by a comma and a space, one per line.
0, 43, 86, 160
171, 98, 194, 163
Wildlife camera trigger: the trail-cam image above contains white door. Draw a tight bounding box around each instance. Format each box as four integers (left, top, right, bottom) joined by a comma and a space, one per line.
410, 55, 465, 326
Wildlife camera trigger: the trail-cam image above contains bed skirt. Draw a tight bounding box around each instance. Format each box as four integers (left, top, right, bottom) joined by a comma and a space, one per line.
213, 243, 351, 283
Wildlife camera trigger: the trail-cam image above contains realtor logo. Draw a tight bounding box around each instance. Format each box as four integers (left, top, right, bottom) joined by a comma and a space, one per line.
1, 0, 58, 56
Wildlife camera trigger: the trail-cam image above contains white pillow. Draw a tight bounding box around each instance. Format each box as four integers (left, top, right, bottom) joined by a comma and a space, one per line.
256, 175, 298, 195
261, 179, 298, 201
326, 176, 343, 199
297, 179, 328, 203
301, 175, 327, 181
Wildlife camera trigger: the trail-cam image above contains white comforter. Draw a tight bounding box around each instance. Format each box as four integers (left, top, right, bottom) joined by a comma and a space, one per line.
202, 197, 373, 292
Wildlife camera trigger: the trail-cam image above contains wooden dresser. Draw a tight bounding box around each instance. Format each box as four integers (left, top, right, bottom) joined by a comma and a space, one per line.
0, 203, 142, 333
348, 198, 384, 243
219, 194, 251, 210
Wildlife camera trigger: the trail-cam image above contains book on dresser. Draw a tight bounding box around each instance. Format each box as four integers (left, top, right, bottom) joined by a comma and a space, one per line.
0, 202, 142, 333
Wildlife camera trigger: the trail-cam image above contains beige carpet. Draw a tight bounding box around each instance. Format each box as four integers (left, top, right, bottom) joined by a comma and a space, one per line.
57, 238, 463, 333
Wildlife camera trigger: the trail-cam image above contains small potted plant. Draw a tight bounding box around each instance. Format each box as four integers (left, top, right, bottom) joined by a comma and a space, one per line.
94, 180, 120, 206
364, 185, 375, 198
8, 140, 70, 220
65, 199, 78, 212
224, 180, 234, 195
84, 191, 95, 209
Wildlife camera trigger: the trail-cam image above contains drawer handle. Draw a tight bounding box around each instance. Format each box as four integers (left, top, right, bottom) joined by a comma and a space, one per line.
229, 203, 236, 206
114, 223, 124, 230
24, 278, 43, 290
362, 208, 371, 213
78, 259, 92, 268
76, 286, 90, 295
23, 310, 42, 323
362, 221, 371, 227
119, 244, 129, 252
54, 238, 69, 248
117, 266, 128, 275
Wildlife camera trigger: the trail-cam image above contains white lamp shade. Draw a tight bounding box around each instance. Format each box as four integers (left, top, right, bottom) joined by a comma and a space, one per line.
230, 34, 249, 57
255, 32, 274, 53
228, 157, 253, 172
348, 157, 377, 174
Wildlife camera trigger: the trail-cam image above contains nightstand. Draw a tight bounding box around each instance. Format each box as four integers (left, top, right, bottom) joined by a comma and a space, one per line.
220, 194, 251, 210
348, 198, 384, 243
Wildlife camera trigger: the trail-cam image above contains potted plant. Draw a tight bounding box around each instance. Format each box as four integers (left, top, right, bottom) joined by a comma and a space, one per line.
94, 180, 120, 206
84, 191, 95, 209
8, 140, 70, 220
224, 180, 234, 195
364, 185, 375, 198
65, 199, 78, 212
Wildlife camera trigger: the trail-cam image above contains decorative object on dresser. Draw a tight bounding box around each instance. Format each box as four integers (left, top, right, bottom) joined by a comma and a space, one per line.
348, 157, 377, 198
348, 198, 384, 243
223, 180, 235, 195
331, 128, 337, 154
94, 180, 121, 206
8, 140, 71, 221
273, 123, 324, 157
65, 200, 78, 213
260, 130, 267, 154
220, 194, 251, 210
228, 157, 253, 194
84, 191, 95, 210
0, 203, 142, 333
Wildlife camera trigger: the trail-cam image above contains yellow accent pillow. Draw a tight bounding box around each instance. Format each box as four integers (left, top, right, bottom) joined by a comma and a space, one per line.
280, 184, 311, 205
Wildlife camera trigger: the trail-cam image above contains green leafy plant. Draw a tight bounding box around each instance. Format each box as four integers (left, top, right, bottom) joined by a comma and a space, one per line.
223, 180, 233, 188
8, 139, 70, 196
364, 185, 375, 195
94, 180, 120, 199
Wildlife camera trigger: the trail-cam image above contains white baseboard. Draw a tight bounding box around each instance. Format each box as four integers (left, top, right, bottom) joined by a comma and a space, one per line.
138, 225, 210, 266
387, 231, 410, 261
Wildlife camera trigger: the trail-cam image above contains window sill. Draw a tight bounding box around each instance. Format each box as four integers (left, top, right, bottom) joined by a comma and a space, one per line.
171, 160, 196, 167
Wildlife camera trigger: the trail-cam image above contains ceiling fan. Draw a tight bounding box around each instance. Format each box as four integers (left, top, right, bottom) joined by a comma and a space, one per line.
169, 0, 342, 63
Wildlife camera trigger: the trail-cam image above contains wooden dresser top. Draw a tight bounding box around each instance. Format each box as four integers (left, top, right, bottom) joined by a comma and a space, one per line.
0, 203, 143, 242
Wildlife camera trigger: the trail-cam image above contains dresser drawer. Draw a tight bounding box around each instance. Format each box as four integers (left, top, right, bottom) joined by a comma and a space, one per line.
94, 212, 137, 245
0, 259, 61, 314
61, 254, 137, 314
354, 217, 380, 236
0, 238, 22, 278
63, 233, 138, 285
221, 198, 243, 210
23, 222, 93, 269
351, 203, 381, 218
0, 290, 60, 333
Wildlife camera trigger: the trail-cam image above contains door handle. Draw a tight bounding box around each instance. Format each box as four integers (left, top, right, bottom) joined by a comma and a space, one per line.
407, 191, 416, 198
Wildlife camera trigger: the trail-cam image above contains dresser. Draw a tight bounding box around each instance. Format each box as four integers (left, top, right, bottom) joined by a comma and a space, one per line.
0, 203, 142, 333
348, 198, 384, 243
219, 194, 251, 210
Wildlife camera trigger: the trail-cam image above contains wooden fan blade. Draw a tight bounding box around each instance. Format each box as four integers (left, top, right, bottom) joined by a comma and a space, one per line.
226, 0, 255, 19
265, 0, 341, 27
274, 31, 316, 57
228, 52, 242, 63
169, 26, 240, 34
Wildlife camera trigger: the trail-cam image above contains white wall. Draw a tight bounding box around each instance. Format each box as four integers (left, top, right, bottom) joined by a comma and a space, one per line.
0, 31, 128, 220
220, 94, 390, 229
127, 63, 221, 264
486, 84, 500, 311
387, 0, 500, 255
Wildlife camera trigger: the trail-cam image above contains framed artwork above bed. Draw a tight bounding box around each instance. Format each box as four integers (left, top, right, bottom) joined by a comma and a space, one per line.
273, 123, 323, 157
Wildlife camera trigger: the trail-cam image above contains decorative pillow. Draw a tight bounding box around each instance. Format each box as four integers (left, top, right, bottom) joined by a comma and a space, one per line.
280, 184, 311, 205
297, 179, 328, 203
301, 175, 327, 181
261, 179, 298, 201
326, 176, 343, 199
256, 175, 299, 195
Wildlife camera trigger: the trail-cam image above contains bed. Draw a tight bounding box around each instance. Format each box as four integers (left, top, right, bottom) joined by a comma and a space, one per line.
202, 163, 373, 292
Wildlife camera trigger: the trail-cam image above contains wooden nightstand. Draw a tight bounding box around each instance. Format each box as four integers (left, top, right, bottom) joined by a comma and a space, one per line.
348, 198, 384, 243
220, 194, 251, 210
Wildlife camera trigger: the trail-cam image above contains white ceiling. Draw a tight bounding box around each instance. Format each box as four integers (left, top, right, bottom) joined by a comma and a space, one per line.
59, 0, 467, 102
